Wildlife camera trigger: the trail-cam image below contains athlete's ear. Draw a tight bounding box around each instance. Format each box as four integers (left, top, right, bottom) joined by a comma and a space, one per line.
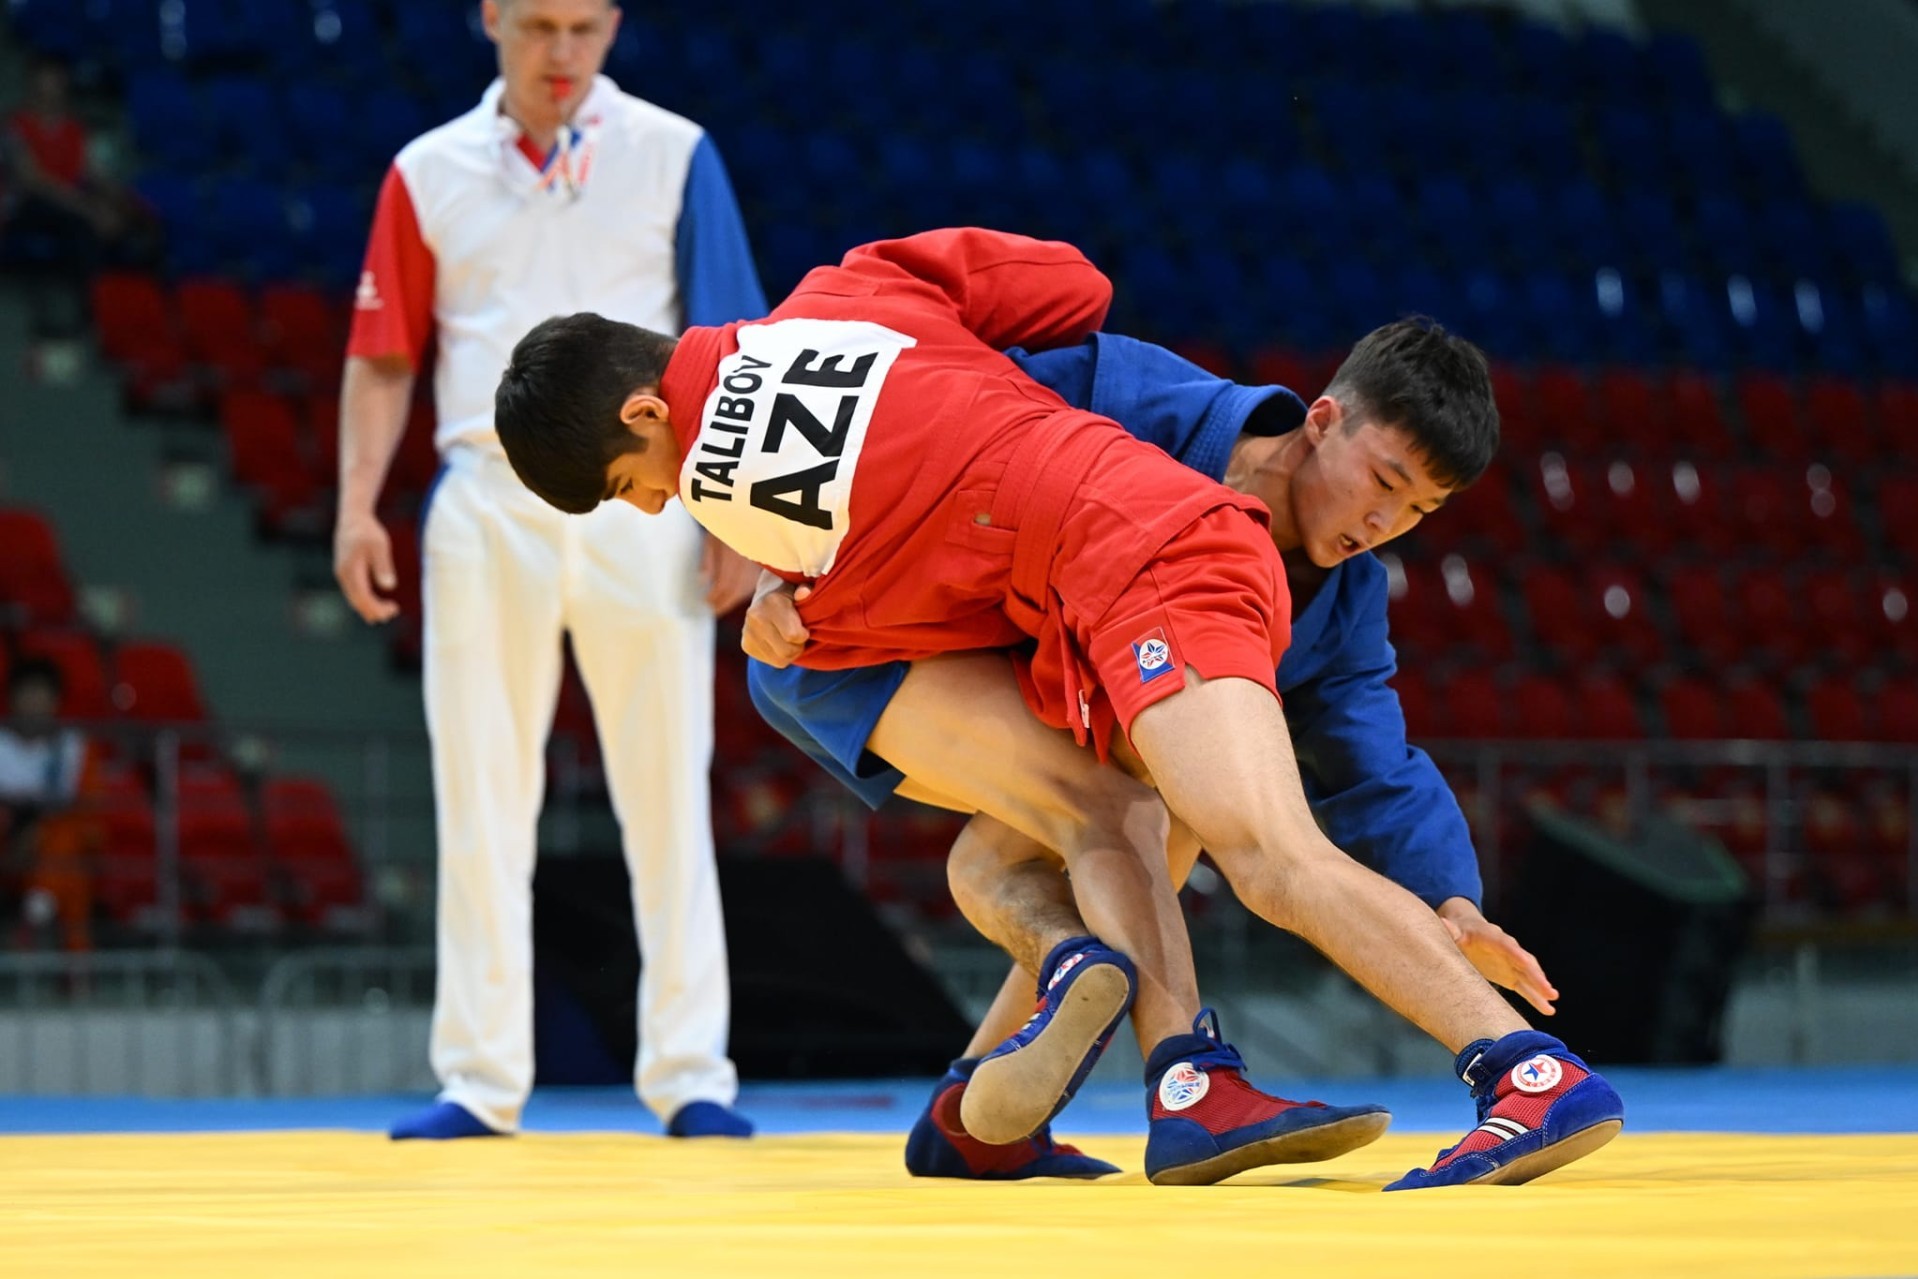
1301, 395, 1342, 446
618, 389, 670, 448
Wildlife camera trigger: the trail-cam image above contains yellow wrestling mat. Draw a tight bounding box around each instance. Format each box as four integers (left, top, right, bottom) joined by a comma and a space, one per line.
3, 1131, 1915, 1278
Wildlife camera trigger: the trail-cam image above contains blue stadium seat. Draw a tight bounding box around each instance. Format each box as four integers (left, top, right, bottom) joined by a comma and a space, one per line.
1595, 107, 1672, 190
126, 70, 211, 173
1659, 273, 1735, 370
1727, 276, 1802, 370
11, 0, 89, 61
1385, 263, 1457, 329
1484, 176, 1552, 271
1416, 175, 1489, 268
1756, 201, 1825, 283
1860, 284, 1918, 376
1730, 112, 1804, 199
1513, 99, 1583, 184
1667, 107, 1737, 195
283, 84, 355, 180
1828, 202, 1904, 284
1551, 179, 1624, 271
1519, 268, 1598, 363
206, 178, 295, 280
360, 88, 429, 173
204, 77, 288, 180
1645, 33, 1716, 109
290, 183, 374, 289
1574, 29, 1652, 105
1692, 194, 1765, 280
133, 173, 217, 276
1511, 22, 1576, 102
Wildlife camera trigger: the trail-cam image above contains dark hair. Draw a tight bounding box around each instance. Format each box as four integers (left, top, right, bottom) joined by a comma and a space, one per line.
494, 312, 678, 514
1324, 317, 1499, 488
8, 656, 64, 699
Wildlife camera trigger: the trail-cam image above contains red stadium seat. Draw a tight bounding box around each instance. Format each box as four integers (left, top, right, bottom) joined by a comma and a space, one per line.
1595, 368, 1667, 454
1660, 459, 1737, 557
262, 776, 364, 926
15, 629, 111, 720
176, 766, 276, 926
1876, 679, 1918, 743
1876, 381, 1918, 440
1392, 670, 1436, 740
1436, 461, 1526, 555
1521, 564, 1588, 664
1523, 563, 1660, 666
1386, 554, 1512, 663
1871, 574, 1918, 666
175, 277, 264, 386
1489, 363, 1538, 455
1804, 574, 1874, 666
303, 391, 342, 488
1804, 375, 1878, 464
1509, 672, 1575, 739
112, 640, 208, 724
1877, 473, 1918, 562
0, 507, 76, 626
1528, 454, 1605, 557
1732, 566, 1803, 669
1660, 676, 1727, 739
383, 519, 424, 668
387, 397, 441, 498
89, 271, 188, 398
1667, 372, 1738, 459
1246, 346, 1318, 397
1725, 467, 1801, 559
1572, 672, 1645, 739
1735, 371, 1807, 458
220, 388, 319, 533
1804, 676, 1870, 741
1725, 678, 1791, 739
94, 765, 160, 926
259, 283, 348, 389
1531, 365, 1606, 454
1663, 562, 1738, 667
1436, 669, 1505, 739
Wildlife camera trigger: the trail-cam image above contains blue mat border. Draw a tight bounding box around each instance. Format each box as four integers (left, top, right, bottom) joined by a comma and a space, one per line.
2, 1066, 1914, 1137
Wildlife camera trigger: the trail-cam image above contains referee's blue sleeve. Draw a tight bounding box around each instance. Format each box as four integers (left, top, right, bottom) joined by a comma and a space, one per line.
676, 134, 768, 327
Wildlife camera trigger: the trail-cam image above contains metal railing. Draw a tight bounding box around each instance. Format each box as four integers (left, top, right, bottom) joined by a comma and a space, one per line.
0, 949, 239, 1094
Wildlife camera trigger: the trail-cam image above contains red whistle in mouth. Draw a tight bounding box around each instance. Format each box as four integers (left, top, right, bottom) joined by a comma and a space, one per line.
550, 76, 574, 100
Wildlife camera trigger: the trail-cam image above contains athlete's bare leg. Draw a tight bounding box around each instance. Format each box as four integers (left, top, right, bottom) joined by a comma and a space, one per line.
868, 655, 1203, 1054
948, 813, 1208, 1058
1130, 671, 1528, 1052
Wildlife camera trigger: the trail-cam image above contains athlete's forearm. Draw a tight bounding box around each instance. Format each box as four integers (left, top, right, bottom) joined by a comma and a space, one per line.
337, 355, 416, 517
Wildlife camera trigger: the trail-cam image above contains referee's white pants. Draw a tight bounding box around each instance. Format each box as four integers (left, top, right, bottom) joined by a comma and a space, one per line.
421, 445, 737, 1131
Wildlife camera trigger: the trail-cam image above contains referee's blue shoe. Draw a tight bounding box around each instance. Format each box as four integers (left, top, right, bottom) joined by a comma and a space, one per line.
960, 935, 1135, 1146
389, 1101, 503, 1141
1385, 1030, 1624, 1190
905, 1058, 1119, 1180
1143, 1010, 1391, 1186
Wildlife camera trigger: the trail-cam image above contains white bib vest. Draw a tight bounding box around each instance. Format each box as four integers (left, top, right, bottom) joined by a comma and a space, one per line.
678, 318, 916, 576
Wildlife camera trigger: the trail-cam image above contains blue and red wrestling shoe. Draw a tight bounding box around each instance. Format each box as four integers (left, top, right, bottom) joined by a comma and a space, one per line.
960, 935, 1136, 1146
1143, 1010, 1391, 1186
904, 1057, 1120, 1180
1385, 1030, 1625, 1190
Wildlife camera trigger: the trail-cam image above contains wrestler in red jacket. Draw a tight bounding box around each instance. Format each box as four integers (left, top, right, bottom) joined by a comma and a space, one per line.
495, 229, 1625, 1190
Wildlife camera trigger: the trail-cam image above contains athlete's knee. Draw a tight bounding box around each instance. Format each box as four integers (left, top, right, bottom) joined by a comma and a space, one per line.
1050, 770, 1170, 873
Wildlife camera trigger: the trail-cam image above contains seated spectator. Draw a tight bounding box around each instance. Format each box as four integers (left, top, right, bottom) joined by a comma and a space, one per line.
0, 57, 153, 365
0, 658, 101, 952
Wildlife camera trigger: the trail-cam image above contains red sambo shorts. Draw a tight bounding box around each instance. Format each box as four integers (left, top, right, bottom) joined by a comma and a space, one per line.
1015, 500, 1293, 757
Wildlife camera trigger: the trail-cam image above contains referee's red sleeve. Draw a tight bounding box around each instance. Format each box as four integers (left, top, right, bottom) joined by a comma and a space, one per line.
346, 164, 436, 368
